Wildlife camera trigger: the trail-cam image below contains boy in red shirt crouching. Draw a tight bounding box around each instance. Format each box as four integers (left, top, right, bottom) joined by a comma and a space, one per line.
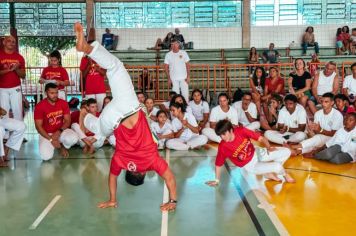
206, 120, 295, 187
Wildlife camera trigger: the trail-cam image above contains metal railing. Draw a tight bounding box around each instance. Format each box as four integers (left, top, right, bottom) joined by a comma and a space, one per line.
21, 62, 354, 103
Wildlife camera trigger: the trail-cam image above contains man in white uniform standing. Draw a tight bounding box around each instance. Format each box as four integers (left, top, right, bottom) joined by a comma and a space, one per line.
164, 39, 190, 103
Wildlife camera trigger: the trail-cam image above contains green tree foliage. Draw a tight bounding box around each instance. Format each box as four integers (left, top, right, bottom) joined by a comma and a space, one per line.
19, 36, 75, 56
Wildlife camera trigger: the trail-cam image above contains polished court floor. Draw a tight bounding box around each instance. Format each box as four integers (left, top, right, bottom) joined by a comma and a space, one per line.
1, 121, 356, 235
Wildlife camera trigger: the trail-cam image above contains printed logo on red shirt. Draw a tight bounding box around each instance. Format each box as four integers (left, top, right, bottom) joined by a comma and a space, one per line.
47, 110, 64, 127
232, 139, 254, 161
127, 161, 137, 171
44, 71, 61, 80
0, 59, 19, 69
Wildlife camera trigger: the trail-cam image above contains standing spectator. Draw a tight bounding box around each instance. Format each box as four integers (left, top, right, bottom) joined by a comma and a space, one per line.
288, 58, 312, 107
0, 35, 26, 121
101, 28, 114, 50
40, 50, 70, 101
302, 26, 319, 56
164, 39, 190, 102
80, 51, 107, 111
342, 62, 356, 106
34, 83, 79, 161
262, 43, 280, 64
173, 28, 185, 49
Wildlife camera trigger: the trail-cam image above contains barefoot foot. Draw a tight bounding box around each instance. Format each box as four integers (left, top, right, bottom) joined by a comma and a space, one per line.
264, 173, 282, 182
284, 173, 296, 183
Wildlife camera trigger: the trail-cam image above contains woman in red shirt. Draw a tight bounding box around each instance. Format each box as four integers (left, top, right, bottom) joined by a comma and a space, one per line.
39, 50, 70, 101
261, 67, 285, 104
80, 43, 107, 112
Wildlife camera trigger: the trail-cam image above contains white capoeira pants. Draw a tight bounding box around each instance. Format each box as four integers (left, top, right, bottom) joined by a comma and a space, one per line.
166, 135, 208, 151
39, 129, 78, 161
202, 127, 221, 143
85, 93, 106, 112
300, 134, 331, 154
172, 80, 189, 103
245, 121, 261, 131
243, 147, 291, 175
0, 117, 26, 156
83, 41, 140, 137
0, 86, 23, 121
71, 123, 105, 149
264, 130, 307, 145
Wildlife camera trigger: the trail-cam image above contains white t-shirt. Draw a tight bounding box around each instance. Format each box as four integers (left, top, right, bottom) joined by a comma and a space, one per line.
232, 101, 258, 126
170, 105, 193, 120
148, 106, 159, 117
314, 108, 343, 131
189, 100, 210, 122
164, 50, 190, 81
150, 121, 173, 136
326, 127, 356, 161
209, 105, 239, 125
317, 71, 336, 96
277, 104, 307, 129
171, 112, 198, 141
163, 101, 170, 109
343, 75, 356, 95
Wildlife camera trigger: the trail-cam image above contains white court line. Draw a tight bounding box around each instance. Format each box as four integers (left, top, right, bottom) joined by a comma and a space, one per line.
209, 145, 289, 236
29, 195, 62, 230
160, 149, 170, 236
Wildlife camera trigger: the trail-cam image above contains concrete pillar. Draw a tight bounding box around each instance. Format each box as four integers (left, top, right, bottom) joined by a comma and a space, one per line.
86, 0, 96, 41
242, 0, 251, 48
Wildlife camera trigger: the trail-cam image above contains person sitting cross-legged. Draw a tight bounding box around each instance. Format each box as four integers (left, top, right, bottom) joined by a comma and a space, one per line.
264, 94, 307, 145
288, 93, 344, 157
313, 113, 356, 164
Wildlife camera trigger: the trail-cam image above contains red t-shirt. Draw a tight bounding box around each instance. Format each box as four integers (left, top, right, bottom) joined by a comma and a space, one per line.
0, 51, 25, 88
41, 66, 69, 90
265, 77, 285, 95
80, 57, 106, 95
34, 98, 70, 133
70, 110, 80, 125
110, 110, 168, 176
215, 127, 261, 167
